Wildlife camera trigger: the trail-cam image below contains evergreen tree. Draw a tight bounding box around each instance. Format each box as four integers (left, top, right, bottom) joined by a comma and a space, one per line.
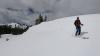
44, 15, 47, 22
35, 14, 44, 25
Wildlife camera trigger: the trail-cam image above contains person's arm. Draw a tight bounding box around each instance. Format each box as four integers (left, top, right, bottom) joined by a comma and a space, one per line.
80, 20, 83, 26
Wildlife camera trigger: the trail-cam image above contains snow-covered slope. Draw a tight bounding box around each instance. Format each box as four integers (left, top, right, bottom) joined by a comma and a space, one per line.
0, 14, 100, 56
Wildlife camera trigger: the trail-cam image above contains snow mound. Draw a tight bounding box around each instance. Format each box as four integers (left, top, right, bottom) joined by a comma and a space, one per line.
0, 14, 100, 56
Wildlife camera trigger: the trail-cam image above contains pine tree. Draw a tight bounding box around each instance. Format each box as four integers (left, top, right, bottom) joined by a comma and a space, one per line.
44, 15, 47, 22
35, 14, 44, 25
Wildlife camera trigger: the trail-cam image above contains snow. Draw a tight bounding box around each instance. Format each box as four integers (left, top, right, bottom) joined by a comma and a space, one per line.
7, 23, 28, 29
7, 23, 19, 28
0, 14, 100, 56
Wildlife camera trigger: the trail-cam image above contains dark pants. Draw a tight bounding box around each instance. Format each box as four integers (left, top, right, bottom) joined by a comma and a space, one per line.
75, 26, 81, 36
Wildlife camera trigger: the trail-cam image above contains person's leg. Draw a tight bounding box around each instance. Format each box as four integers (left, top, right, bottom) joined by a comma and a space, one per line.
78, 27, 81, 35
75, 27, 78, 36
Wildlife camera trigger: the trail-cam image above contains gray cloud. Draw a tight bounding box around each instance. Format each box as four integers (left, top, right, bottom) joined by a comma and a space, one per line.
20, 0, 100, 17
0, 0, 100, 25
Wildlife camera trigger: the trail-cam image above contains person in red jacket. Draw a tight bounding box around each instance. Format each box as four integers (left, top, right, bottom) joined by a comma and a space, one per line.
74, 17, 83, 36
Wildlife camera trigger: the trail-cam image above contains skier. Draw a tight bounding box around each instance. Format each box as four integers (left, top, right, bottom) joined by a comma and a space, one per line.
74, 17, 83, 36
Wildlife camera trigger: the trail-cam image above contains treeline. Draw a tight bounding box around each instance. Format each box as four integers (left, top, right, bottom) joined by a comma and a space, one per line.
0, 14, 47, 36
0, 24, 29, 36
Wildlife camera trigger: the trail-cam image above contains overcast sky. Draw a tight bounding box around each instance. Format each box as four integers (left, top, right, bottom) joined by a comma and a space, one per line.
0, 0, 100, 25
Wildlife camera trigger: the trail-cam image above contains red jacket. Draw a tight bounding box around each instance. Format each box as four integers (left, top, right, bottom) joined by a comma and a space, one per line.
74, 19, 81, 27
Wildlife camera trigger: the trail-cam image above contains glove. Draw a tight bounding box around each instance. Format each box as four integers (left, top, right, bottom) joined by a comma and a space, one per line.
81, 24, 83, 26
